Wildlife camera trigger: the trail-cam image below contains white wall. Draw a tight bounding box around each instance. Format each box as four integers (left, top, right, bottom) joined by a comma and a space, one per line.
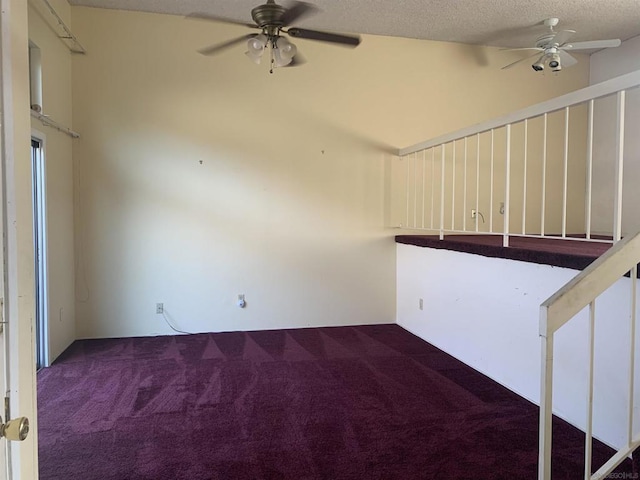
590, 37, 640, 236
397, 243, 640, 450
28, 0, 76, 364
70, 6, 589, 339
591, 36, 640, 83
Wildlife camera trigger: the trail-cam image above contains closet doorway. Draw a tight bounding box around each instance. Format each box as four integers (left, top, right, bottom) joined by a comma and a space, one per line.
32, 135, 48, 369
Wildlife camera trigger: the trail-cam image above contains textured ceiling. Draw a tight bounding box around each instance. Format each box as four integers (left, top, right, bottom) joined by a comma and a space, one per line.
67, 0, 640, 49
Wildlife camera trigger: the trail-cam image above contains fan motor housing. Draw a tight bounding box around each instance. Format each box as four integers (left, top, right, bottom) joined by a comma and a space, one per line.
536, 33, 558, 49
251, 2, 286, 28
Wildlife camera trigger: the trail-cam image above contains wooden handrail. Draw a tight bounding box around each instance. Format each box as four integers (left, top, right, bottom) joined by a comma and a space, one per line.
540, 229, 640, 336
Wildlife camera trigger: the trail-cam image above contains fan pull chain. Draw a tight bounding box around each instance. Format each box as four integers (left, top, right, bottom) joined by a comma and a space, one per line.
269, 43, 275, 74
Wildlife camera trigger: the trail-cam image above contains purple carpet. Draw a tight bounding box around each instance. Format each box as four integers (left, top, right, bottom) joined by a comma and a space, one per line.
38, 325, 631, 479
396, 234, 613, 271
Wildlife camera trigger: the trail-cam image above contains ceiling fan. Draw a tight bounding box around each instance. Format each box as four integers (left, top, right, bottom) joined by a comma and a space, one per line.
502, 18, 621, 72
189, 0, 361, 73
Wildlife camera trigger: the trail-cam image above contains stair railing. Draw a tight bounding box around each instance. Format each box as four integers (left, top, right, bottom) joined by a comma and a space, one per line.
538, 229, 640, 480
397, 70, 640, 246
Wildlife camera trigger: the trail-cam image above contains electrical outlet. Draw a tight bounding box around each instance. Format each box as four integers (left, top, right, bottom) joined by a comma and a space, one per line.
237, 294, 246, 308
156, 303, 163, 314
419, 298, 424, 310
471, 209, 477, 219
500, 202, 505, 215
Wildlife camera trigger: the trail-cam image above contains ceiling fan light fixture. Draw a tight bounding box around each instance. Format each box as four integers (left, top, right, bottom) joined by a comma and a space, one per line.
532, 55, 545, 72
273, 48, 292, 67
548, 53, 561, 71
245, 50, 263, 64
247, 33, 268, 54
277, 37, 297, 59
245, 33, 268, 64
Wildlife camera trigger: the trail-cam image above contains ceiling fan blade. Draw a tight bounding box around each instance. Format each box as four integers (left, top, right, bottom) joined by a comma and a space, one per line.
552, 29, 576, 46
500, 47, 544, 52
198, 34, 257, 56
187, 12, 257, 29
501, 52, 541, 70
558, 50, 578, 68
563, 39, 621, 50
287, 28, 361, 47
281, 1, 319, 26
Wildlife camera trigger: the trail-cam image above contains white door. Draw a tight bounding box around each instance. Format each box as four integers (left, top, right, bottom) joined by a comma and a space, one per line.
0, 116, 33, 479
0, 0, 36, 478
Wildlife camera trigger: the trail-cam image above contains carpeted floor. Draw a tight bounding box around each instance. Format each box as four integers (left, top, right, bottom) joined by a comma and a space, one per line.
396, 234, 613, 271
38, 324, 630, 479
